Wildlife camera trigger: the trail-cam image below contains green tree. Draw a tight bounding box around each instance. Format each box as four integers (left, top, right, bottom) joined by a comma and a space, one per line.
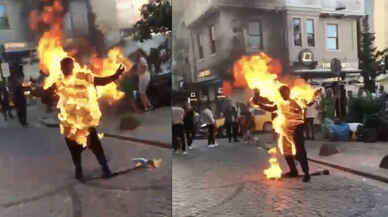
359, 16, 388, 93
133, 0, 172, 42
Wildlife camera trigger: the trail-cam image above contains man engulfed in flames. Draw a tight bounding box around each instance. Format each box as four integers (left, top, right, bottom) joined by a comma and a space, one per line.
58, 58, 124, 180
233, 52, 320, 183
252, 86, 314, 182
29, 0, 131, 181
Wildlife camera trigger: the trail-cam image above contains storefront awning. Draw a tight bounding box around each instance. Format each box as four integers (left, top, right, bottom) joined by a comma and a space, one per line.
292, 68, 361, 78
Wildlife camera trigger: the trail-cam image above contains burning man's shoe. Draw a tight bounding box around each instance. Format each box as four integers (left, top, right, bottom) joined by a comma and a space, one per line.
302, 174, 311, 183
102, 165, 113, 179
282, 171, 298, 178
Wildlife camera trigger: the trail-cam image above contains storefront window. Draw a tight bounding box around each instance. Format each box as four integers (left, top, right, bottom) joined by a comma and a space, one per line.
293, 18, 302, 47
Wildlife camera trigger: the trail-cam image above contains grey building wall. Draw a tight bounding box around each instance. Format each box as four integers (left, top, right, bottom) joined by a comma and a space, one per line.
185, 0, 364, 84
189, 7, 287, 82
286, 10, 359, 69
0, 0, 33, 45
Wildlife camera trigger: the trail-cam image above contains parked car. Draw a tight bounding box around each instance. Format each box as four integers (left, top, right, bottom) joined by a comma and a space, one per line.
252, 108, 273, 132
213, 108, 273, 135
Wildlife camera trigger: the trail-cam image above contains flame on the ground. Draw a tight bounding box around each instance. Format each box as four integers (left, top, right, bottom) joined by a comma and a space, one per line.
30, 0, 132, 146
233, 52, 318, 157
263, 147, 282, 179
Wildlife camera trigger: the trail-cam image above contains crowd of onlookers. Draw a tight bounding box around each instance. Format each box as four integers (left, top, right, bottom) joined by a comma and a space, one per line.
172, 96, 264, 154
172, 84, 388, 154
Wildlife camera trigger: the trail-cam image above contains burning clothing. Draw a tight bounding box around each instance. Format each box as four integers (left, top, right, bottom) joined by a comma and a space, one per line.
284, 125, 309, 176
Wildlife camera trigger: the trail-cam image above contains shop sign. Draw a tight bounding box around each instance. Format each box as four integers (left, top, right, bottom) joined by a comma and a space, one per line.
299, 49, 314, 67
197, 70, 211, 79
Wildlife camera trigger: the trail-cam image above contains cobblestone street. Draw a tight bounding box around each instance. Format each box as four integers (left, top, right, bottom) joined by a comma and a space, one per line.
173, 135, 388, 217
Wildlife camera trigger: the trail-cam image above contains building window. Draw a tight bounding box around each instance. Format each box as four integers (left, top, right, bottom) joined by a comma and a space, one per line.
196, 33, 204, 59
306, 19, 315, 47
0, 4, 10, 29
327, 24, 338, 50
247, 21, 263, 49
293, 18, 302, 46
209, 25, 216, 54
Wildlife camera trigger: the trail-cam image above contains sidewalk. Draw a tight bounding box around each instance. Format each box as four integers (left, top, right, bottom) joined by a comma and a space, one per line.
305, 139, 388, 181
254, 132, 388, 181
99, 106, 171, 145
0, 101, 172, 145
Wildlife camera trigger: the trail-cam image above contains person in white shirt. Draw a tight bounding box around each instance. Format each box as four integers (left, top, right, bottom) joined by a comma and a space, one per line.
201, 104, 218, 148
136, 49, 153, 112
305, 100, 319, 140
172, 102, 187, 154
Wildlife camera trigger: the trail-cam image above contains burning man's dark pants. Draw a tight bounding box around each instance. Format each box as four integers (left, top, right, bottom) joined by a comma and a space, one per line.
65, 128, 108, 170
173, 124, 186, 151
284, 124, 309, 175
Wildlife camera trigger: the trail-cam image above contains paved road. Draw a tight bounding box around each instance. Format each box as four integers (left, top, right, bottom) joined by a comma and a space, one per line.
173, 135, 388, 217
0, 127, 171, 217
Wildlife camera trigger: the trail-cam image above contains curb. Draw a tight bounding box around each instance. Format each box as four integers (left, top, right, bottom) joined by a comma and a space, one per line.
308, 157, 388, 184
39, 120, 171, 149
258, 144, 388, 184
104, 133, 171, 149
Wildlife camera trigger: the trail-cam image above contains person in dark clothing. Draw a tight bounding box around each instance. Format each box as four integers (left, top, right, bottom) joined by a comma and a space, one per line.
251, 86, 311, 183
13, 78, 28, 127
223, 98, 239, 143
184, 103, 195, 150
0, 83, 14, 120
58, 57, 124, 181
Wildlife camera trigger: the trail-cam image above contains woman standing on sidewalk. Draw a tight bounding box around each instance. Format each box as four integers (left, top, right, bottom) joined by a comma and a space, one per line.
136, 49, 153, 112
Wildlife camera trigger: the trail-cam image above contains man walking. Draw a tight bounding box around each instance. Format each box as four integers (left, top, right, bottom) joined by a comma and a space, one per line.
57, 57, 124, 181
172, 101, 187, 154
252, 86, 311, 182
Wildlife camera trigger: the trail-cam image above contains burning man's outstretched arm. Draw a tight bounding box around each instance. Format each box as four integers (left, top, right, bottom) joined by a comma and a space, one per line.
94, 65, 125, 86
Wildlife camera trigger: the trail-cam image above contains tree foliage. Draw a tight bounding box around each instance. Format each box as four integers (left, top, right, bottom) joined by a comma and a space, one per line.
133, 0, 172, 42
359, 16, 388, 93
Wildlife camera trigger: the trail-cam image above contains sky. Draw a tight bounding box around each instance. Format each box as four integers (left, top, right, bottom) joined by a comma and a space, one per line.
116, 0, 148, 28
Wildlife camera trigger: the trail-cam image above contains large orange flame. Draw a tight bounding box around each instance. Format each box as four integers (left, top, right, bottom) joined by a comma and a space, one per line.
233, 53, 319, 178
263, 147, 282, 179
31, 0, 133, 146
